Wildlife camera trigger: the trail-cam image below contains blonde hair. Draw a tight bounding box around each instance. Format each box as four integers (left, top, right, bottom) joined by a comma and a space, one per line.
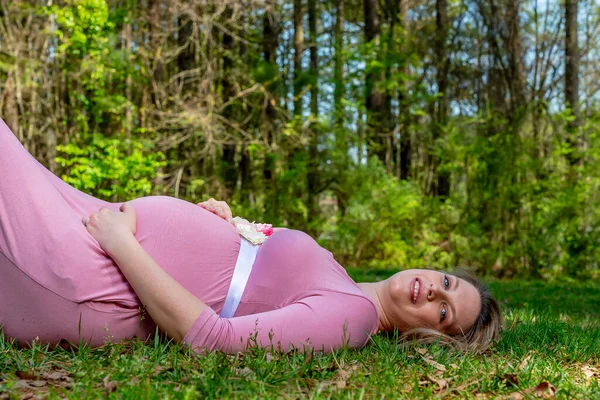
399, 269, 503, 353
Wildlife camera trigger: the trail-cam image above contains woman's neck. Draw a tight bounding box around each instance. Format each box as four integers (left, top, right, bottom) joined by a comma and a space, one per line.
357, 281, 394, 333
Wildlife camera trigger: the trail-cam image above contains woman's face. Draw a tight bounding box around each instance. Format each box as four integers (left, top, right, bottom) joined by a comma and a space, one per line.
384, 269, 481, 335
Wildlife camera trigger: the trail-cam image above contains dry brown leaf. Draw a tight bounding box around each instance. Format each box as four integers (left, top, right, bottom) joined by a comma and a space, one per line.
335, 380, 347, 389
10, 381, 31, 390
500, 373, 519, 387
427, 374, 448, 391
416, 348, 428, 356
422, 356, 447, 372
507, 392, 524, 400
531, 381, 556, 398
514, 381, 556, 399
450, 363, 459, 369
153, 365, 174, 376
11, 380, 46, 390
103, 374, 118, 392
519, 354, 532, 370
42, 371, 70, 381
581, 365, 598, 383
304, 351, 313, 365
42, 370, 73, 389
15, 371, 37, 380
234, 367, 255, 378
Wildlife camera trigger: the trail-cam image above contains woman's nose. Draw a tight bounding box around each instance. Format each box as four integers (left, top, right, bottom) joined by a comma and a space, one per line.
427, 284, 436, 300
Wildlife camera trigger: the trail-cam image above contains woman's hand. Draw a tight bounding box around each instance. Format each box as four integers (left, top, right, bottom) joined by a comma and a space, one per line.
198, 198, 232, 222
82, 203, 137, 256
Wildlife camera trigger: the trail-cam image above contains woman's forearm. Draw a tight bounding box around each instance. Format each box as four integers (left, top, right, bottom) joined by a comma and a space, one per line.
107, 234, 208, 342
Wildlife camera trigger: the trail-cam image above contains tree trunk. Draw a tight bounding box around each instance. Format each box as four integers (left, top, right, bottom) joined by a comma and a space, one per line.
123, 13, 133, 138
307, 0, 319, 232
399, 0, 411, 180
293, 0, 304, 117
434, 0, 450, 197
262, 1, 279, 183
334, 0, 345, 147
364, 0, 385, 162
565, 0, 580, 133
506, 0, 525, 116
177, 12, 194, 75
221, 6, 238, 195
384, 0, 399, 173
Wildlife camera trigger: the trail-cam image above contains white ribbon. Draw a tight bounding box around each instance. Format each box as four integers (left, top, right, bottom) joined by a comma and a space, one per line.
220, 237, 260, 318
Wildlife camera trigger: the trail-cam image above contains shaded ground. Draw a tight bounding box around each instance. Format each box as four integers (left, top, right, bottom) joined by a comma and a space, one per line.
0, 273, 598, 399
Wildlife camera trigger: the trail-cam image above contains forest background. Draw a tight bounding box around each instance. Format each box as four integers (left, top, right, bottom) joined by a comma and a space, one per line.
0, 0, 598, 279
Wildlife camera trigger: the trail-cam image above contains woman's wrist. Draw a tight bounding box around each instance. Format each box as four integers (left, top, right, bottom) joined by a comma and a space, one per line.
104, 232, 138, 259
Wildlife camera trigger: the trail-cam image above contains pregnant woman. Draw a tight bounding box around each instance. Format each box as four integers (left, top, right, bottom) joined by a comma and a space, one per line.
0, 118, 502, 353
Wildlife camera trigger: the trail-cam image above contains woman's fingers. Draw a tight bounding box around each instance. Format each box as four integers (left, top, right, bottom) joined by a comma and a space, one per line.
198, 198, 232, 221
120, 202, 137, 235
120, 202, 133, 214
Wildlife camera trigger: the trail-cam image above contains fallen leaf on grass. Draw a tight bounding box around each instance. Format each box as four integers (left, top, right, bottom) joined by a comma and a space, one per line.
427, 374, 448, 390
12, 380, 46, 389
416, 348, 428, 356
507, 381, 556, 399
519, 354, 532, 370
153, 365, 174, 376
499, 373, 519, 387
529, 381, 556, 398
234, 367, 255, 379
335, 363, 359, 389
15, 371, 37, 380
103, 375, 118, 392
581, 365, 598, 383
11, 368, 73, 393
304, 351, 313, 365
422, 356, 446, 372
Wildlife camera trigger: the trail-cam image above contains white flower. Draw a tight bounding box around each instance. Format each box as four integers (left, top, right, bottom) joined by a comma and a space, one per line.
231, 217, 267, 245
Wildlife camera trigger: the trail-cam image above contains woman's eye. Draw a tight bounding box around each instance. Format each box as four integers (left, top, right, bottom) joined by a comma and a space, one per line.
440, 306, 447, 322
443, 276, 450, 289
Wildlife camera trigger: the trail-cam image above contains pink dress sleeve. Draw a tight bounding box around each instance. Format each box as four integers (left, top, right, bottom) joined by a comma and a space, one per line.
183, 292, 378, 353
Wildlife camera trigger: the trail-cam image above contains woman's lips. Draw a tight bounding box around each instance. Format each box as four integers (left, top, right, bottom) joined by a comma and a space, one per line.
411, 278, 421, 304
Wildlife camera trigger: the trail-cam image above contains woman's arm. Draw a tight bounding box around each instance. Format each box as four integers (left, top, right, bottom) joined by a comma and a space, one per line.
107, 234, 207, 341
83, 204, 207, 342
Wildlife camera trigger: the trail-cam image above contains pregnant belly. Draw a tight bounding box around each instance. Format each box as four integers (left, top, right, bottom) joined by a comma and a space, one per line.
130, 196, 240, 308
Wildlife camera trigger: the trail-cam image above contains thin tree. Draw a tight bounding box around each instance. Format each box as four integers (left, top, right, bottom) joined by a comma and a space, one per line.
364, 0, 386, 162
293, 0, 304, 117
565, 0, 580, 136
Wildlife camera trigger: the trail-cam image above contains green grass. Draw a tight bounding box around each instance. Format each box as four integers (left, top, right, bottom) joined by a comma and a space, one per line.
1, 273, 599, 399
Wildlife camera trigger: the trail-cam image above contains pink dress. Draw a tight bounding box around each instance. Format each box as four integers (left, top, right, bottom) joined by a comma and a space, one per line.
0, 118, 378, 353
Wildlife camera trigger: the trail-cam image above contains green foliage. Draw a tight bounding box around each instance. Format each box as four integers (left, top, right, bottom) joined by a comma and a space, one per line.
55, 134, 166, 200
321, 159, 450, 270
436, 110, 600, 278
47, 0, 136, 131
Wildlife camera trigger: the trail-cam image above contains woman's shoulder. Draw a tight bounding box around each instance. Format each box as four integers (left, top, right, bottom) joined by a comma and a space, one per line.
310, 289, 380, 342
